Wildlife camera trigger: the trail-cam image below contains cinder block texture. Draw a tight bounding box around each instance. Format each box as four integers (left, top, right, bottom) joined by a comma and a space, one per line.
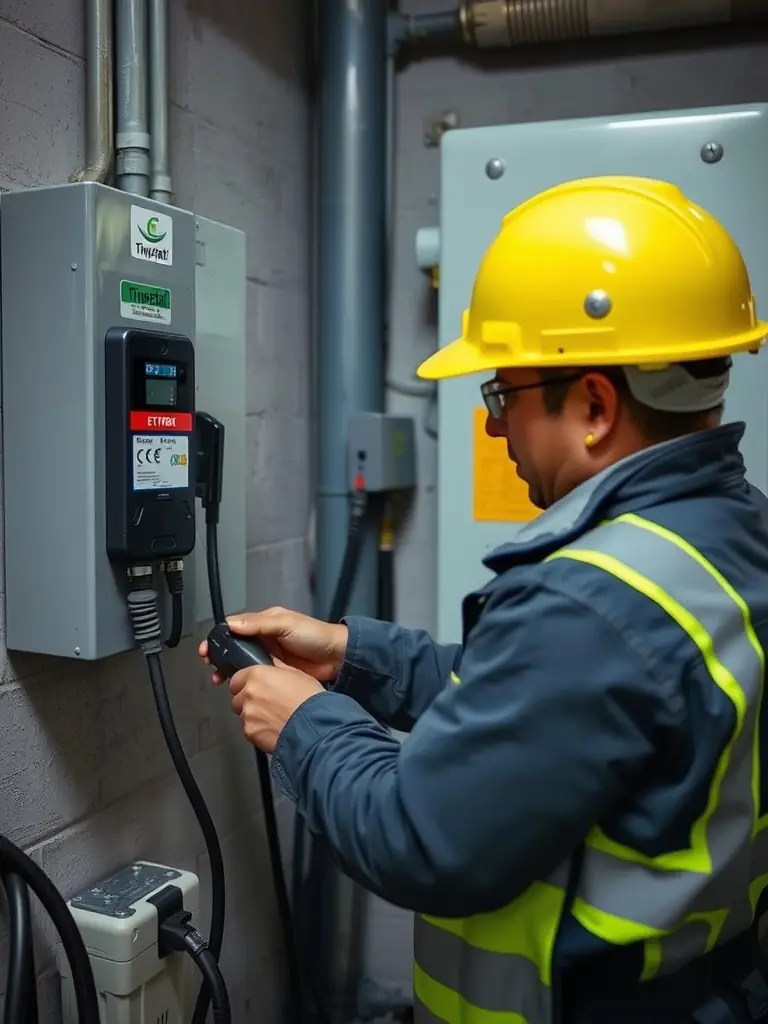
0, 0, 311, 1020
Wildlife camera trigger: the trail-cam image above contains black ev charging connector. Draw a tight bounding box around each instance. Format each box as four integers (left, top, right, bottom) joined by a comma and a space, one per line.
195, 411, 304, 1024
195, 412, 226, 524
151, 884, 231, 1024
195, 411, 227, 624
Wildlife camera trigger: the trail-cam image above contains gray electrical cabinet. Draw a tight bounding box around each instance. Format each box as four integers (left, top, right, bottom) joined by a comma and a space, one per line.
347, 413, 417, 493
1, 183, 198, 659
435, 102, 768, 643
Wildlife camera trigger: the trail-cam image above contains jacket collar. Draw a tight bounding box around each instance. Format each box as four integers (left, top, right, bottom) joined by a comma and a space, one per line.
483, 422, 747, 573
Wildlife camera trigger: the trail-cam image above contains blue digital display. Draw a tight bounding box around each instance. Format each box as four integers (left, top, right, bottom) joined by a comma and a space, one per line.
145, 362, 177, 378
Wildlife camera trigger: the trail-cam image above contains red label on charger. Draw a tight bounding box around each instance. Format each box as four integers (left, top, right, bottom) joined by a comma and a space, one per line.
130, 410, 193, 433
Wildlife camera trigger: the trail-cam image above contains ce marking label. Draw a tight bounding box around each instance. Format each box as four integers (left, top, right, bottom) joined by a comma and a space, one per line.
136, 446, 162, 465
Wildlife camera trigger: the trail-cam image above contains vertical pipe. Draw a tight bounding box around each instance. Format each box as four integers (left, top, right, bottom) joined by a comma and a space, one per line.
315, 1, 387, 622
313, 1, 387, 1021
71, 0, 114, 183
148, 0, 172, 204
385, 46, 396, 298
115, 0, 150, 196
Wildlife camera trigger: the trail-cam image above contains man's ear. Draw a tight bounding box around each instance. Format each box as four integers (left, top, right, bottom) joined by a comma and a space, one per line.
581, 372, 620, 439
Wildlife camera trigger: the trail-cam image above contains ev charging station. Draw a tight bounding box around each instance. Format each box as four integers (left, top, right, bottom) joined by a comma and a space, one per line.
0, 181, 247, 1023
1, 183, 245, 660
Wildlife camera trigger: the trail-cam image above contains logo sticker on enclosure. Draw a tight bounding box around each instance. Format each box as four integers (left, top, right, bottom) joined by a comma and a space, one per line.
130, 206, 173, 266
120, 280, 172, 324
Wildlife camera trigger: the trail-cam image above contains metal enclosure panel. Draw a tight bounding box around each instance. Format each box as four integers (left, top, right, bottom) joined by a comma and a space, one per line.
192, 216, 247, 623
1, 182, 196, 659
437, 103, 768, 643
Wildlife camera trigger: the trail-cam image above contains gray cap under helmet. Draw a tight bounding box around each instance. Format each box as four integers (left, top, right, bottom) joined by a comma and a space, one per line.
622, 358, 732, 414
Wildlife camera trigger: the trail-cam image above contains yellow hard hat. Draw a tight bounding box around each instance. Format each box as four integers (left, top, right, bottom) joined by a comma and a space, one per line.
416, 176, 767, 381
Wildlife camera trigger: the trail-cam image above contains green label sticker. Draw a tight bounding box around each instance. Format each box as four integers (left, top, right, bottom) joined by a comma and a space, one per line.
120, 280, 172, 325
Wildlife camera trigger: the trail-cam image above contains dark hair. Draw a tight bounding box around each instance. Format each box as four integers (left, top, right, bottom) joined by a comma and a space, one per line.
538, 359, 729, 444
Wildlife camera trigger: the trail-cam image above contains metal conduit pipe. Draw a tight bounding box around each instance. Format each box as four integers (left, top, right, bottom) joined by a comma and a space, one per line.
458, 0, 768, 48
148, 0, 172, 204
115, 0, 150, 196
315, 0, 385, 648
71, 0, 114, 183
399, 9, 462, 43
313, 1, 387, 1021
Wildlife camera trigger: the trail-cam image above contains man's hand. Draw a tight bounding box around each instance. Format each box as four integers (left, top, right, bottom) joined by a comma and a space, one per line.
199, 606, 349, 685
229, 662, 324, 753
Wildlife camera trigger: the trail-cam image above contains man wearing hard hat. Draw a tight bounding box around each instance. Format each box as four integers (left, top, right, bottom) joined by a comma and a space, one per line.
202, 177, 768, 1022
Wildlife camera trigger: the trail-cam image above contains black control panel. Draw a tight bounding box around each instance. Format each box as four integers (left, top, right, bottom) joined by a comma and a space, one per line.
105, 327, 196, 562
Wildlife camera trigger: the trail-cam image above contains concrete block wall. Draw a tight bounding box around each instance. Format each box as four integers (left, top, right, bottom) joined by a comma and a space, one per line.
0, 0, 311, 1020
374, 0, 768, 997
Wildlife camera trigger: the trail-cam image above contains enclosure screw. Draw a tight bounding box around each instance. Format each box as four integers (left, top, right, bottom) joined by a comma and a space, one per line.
701, 142, 724, 164
485, 158, 505, 180
74, 646, 81, 656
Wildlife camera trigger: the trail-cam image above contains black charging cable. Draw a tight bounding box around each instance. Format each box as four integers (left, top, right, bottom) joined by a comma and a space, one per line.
195, 412, 227, 627
3, 870, 39, 1024
195, 411, 304, 1024
163, 559, 185, 649
0, 837, 98, 1022
328, 483, 370, 624
292, 479, 373, 1024
124, 568, 229, 1024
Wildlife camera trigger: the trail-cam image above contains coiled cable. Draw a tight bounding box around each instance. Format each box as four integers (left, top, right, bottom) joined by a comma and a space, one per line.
0, 837, 98, 1022
3, 871, 38, 1024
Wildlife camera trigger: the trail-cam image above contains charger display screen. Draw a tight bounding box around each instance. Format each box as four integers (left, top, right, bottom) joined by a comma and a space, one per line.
145, 377, 178, 407
145, 362, 177, 378
141, 361, 180, 407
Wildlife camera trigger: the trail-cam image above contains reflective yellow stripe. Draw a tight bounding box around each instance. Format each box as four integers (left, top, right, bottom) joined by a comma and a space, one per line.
639, 910, 729, 982
612, 512, 766, 837
749, 872, 768, 916
415, 916, 549, 1018
449, 671, 460, 686
572, 896, 729, 980
414, 963, 530, 1024
423, 877, 566, 986
571, 897, 666, 946
547, 545, 747, 875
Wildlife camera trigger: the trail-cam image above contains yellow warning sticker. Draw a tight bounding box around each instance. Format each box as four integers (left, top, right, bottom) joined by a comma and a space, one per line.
472, 407, 540, 523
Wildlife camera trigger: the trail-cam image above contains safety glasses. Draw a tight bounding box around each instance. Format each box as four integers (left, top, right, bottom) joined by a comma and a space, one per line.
480, 374, 583, 420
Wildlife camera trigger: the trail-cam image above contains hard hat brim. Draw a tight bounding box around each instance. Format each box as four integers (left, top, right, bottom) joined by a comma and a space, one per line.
416, 325, 768, 381
416, 338, 501, 381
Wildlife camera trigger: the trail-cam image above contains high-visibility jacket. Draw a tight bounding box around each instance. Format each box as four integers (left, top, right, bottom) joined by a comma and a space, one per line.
415, 509, 767, 1024
272, 421, 768, 1024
